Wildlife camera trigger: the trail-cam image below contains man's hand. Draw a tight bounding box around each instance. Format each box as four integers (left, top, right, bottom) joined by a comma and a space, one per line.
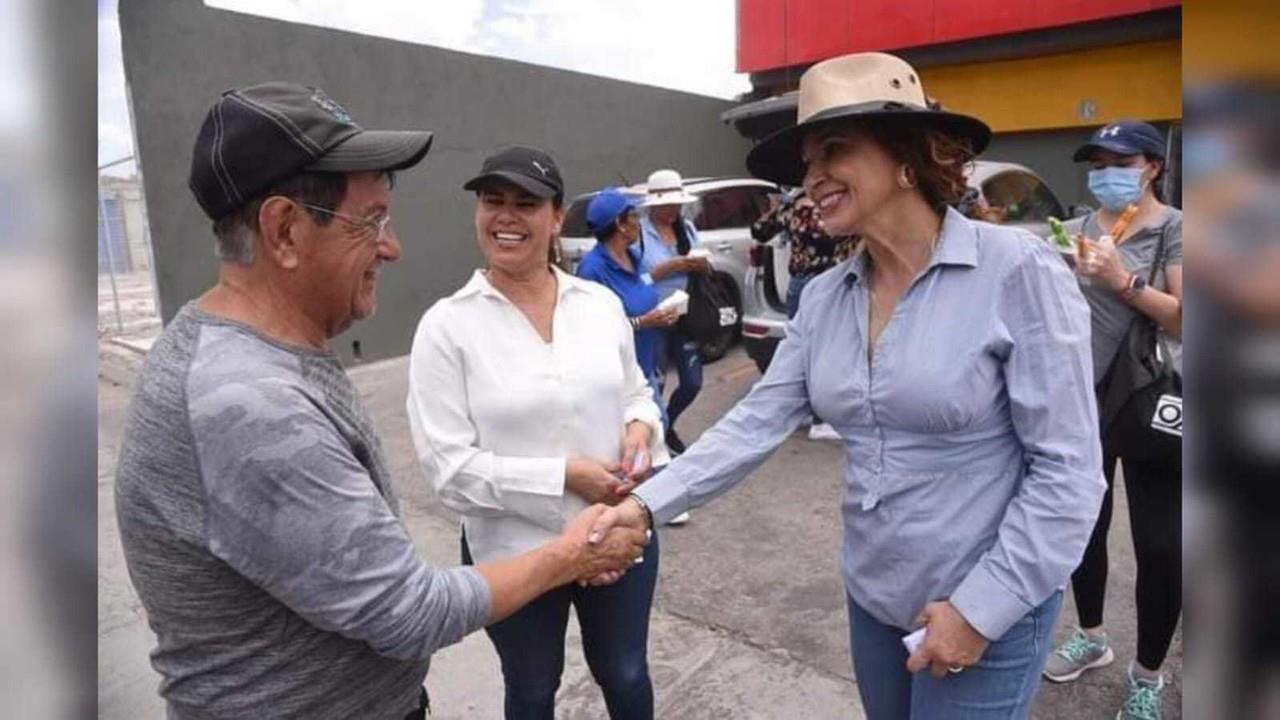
905, 601, 989, 678
566, 458, 631, 505
586, 496, 650, 544
619, 421, 653, 484
579, 497, 653, 586
558, 504, 648, 585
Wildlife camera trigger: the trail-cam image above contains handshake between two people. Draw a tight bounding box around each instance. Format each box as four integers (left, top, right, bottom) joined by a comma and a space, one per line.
557, 420, 658, 588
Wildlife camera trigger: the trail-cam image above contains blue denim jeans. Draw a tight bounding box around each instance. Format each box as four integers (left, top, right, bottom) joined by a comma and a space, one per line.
847, 591, 1062, 719
655, 328, 703, 431
462, 532, 659, 720
786, 273, 816, 319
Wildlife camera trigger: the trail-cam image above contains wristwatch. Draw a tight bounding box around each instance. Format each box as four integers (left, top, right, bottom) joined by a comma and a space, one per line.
1121, 273, 1147, 301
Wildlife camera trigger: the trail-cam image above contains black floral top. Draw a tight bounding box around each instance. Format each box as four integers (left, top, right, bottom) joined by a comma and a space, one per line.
751, 194, 859, 277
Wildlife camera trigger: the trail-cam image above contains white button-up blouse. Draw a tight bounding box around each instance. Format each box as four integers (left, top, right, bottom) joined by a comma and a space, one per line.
407, 267, 668, 564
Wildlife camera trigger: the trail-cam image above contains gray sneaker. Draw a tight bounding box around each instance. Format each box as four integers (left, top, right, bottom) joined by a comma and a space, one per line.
1043, 628, 1115, 682
1117, 662, 1164, 720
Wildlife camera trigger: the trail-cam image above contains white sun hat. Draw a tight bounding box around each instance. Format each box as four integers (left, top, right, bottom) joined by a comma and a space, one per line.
641, 169, 698, 207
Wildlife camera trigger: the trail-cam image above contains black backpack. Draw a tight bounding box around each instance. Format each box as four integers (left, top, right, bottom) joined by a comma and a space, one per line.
648, 220, 737, 343
678, 272, 738, 343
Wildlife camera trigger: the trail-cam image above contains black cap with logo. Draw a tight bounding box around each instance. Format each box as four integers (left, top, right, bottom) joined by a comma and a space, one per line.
188, 82, 434, 220
1072, 121, 1167, 162
463, 145, 564, 200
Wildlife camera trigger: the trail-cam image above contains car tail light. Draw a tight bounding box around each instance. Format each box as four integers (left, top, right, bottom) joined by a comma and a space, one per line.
743, 323, 769, 337
748, 244, 763, 267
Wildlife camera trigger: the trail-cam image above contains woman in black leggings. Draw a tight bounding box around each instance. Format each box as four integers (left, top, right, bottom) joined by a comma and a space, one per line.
1043, 121, 1183, 720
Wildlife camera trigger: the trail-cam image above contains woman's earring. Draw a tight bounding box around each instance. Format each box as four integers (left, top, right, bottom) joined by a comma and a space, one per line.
897, 164, 916, 189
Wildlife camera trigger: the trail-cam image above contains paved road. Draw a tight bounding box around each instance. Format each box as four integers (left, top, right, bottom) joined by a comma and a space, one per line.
98, 344, 1180, 718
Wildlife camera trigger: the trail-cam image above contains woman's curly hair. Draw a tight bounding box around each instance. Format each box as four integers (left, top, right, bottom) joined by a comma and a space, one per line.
863, 120, 977, 214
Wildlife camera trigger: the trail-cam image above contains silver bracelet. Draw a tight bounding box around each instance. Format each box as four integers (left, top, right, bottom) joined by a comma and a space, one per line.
628, 494, 654, 531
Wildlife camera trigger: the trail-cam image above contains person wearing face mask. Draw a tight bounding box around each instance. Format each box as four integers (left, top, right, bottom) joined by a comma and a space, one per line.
1042, 121, 1183, 720
406, 150, 670, 720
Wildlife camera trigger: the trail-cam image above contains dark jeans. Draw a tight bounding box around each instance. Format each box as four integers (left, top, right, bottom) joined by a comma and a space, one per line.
786, 273, 816, 320
1070, 450, 1182, 669
461, 532, 659, 720
656, 328, 702, 431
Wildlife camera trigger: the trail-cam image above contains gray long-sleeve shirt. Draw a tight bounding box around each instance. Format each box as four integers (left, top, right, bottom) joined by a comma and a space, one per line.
635, 207, 1105, 641
115, 304, 491, 719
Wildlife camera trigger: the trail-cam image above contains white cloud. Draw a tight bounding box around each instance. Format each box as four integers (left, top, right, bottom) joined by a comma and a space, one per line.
98, 2, 134, 172
98, 0, 751, 171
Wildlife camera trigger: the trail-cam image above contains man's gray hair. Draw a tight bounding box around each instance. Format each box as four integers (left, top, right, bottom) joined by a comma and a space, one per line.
209, 171, 350, 265
213, 221, 258, 265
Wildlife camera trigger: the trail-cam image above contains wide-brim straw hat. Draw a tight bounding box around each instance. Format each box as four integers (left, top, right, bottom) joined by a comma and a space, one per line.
746, 52, 991, 186
640, 168, 698, 206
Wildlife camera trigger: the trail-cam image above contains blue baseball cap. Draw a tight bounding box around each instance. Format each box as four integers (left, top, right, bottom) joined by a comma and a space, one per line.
585, 187, 641, 232
1073, 121, 1167, 162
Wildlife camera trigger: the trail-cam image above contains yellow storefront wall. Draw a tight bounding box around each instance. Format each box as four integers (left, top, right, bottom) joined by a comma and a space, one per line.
921, 39, 1181, 134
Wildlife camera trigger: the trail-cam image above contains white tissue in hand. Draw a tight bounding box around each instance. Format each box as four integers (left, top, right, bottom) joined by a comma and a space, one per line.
657, 290, 690, 316
902, 627, 926, 655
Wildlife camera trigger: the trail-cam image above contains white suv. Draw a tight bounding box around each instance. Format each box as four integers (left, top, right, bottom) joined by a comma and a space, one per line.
559, 176, 780, 362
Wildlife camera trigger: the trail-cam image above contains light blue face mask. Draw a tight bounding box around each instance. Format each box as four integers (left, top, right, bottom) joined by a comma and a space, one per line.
1087, 166, 1147, 211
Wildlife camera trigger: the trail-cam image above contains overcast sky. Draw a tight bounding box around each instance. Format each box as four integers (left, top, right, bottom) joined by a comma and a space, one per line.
98, 0, 751, 177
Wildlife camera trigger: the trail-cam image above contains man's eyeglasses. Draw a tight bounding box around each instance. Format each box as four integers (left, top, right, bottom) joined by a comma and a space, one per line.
298, 203, 392, 244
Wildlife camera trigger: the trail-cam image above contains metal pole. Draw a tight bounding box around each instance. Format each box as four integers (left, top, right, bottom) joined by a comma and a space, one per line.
98, 182, 125, 333
98, 155, 135, 171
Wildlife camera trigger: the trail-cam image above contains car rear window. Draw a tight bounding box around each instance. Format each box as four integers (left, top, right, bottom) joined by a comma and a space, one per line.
561, 196, 594, 237
981, 171, 1065, 224
691, 187, 774, 231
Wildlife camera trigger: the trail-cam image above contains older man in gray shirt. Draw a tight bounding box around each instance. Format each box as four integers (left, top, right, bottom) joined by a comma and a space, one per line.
114, 83, 645, 719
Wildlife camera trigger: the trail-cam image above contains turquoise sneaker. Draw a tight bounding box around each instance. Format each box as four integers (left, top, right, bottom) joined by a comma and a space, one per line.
1043, 628, 1114, 682
1117, 662, 1165, 720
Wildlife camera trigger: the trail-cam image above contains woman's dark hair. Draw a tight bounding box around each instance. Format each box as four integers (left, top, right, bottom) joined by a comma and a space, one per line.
1142, 152, 1167, 203
674, 215, 692, 255
861, 120, 977, 215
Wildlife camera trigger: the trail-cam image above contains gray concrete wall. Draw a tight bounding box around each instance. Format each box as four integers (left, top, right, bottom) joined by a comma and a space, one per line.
119, 0, 752, 363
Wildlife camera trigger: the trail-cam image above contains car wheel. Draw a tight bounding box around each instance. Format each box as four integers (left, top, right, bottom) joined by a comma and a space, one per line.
744, 337, 778, 374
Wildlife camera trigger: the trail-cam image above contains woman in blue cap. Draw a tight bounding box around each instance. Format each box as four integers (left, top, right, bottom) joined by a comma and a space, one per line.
1043, 120, 1183, 720
577, 187, 681, 417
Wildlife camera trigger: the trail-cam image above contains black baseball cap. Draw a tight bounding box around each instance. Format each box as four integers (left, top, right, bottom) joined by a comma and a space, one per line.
463, 145, 564, 200
1072, 121, 1167, 162
188, 82, 434, 220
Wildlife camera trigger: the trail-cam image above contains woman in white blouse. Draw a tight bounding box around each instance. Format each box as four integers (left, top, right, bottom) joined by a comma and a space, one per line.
406, 145, 668, 720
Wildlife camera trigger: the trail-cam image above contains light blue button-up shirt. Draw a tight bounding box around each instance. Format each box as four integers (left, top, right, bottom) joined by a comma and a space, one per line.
634, 207, 1104, 640
638, 215, 700, 300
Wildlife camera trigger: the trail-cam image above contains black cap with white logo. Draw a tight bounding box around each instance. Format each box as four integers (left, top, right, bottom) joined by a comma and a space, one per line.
1072, 121, 1167, 162
463, 145, 564, 200
188, 82, 434, 220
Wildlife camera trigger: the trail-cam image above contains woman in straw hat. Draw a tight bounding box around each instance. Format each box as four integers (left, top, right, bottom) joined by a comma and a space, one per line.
588, 52, 1105, 718
636, 168, 712, 464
